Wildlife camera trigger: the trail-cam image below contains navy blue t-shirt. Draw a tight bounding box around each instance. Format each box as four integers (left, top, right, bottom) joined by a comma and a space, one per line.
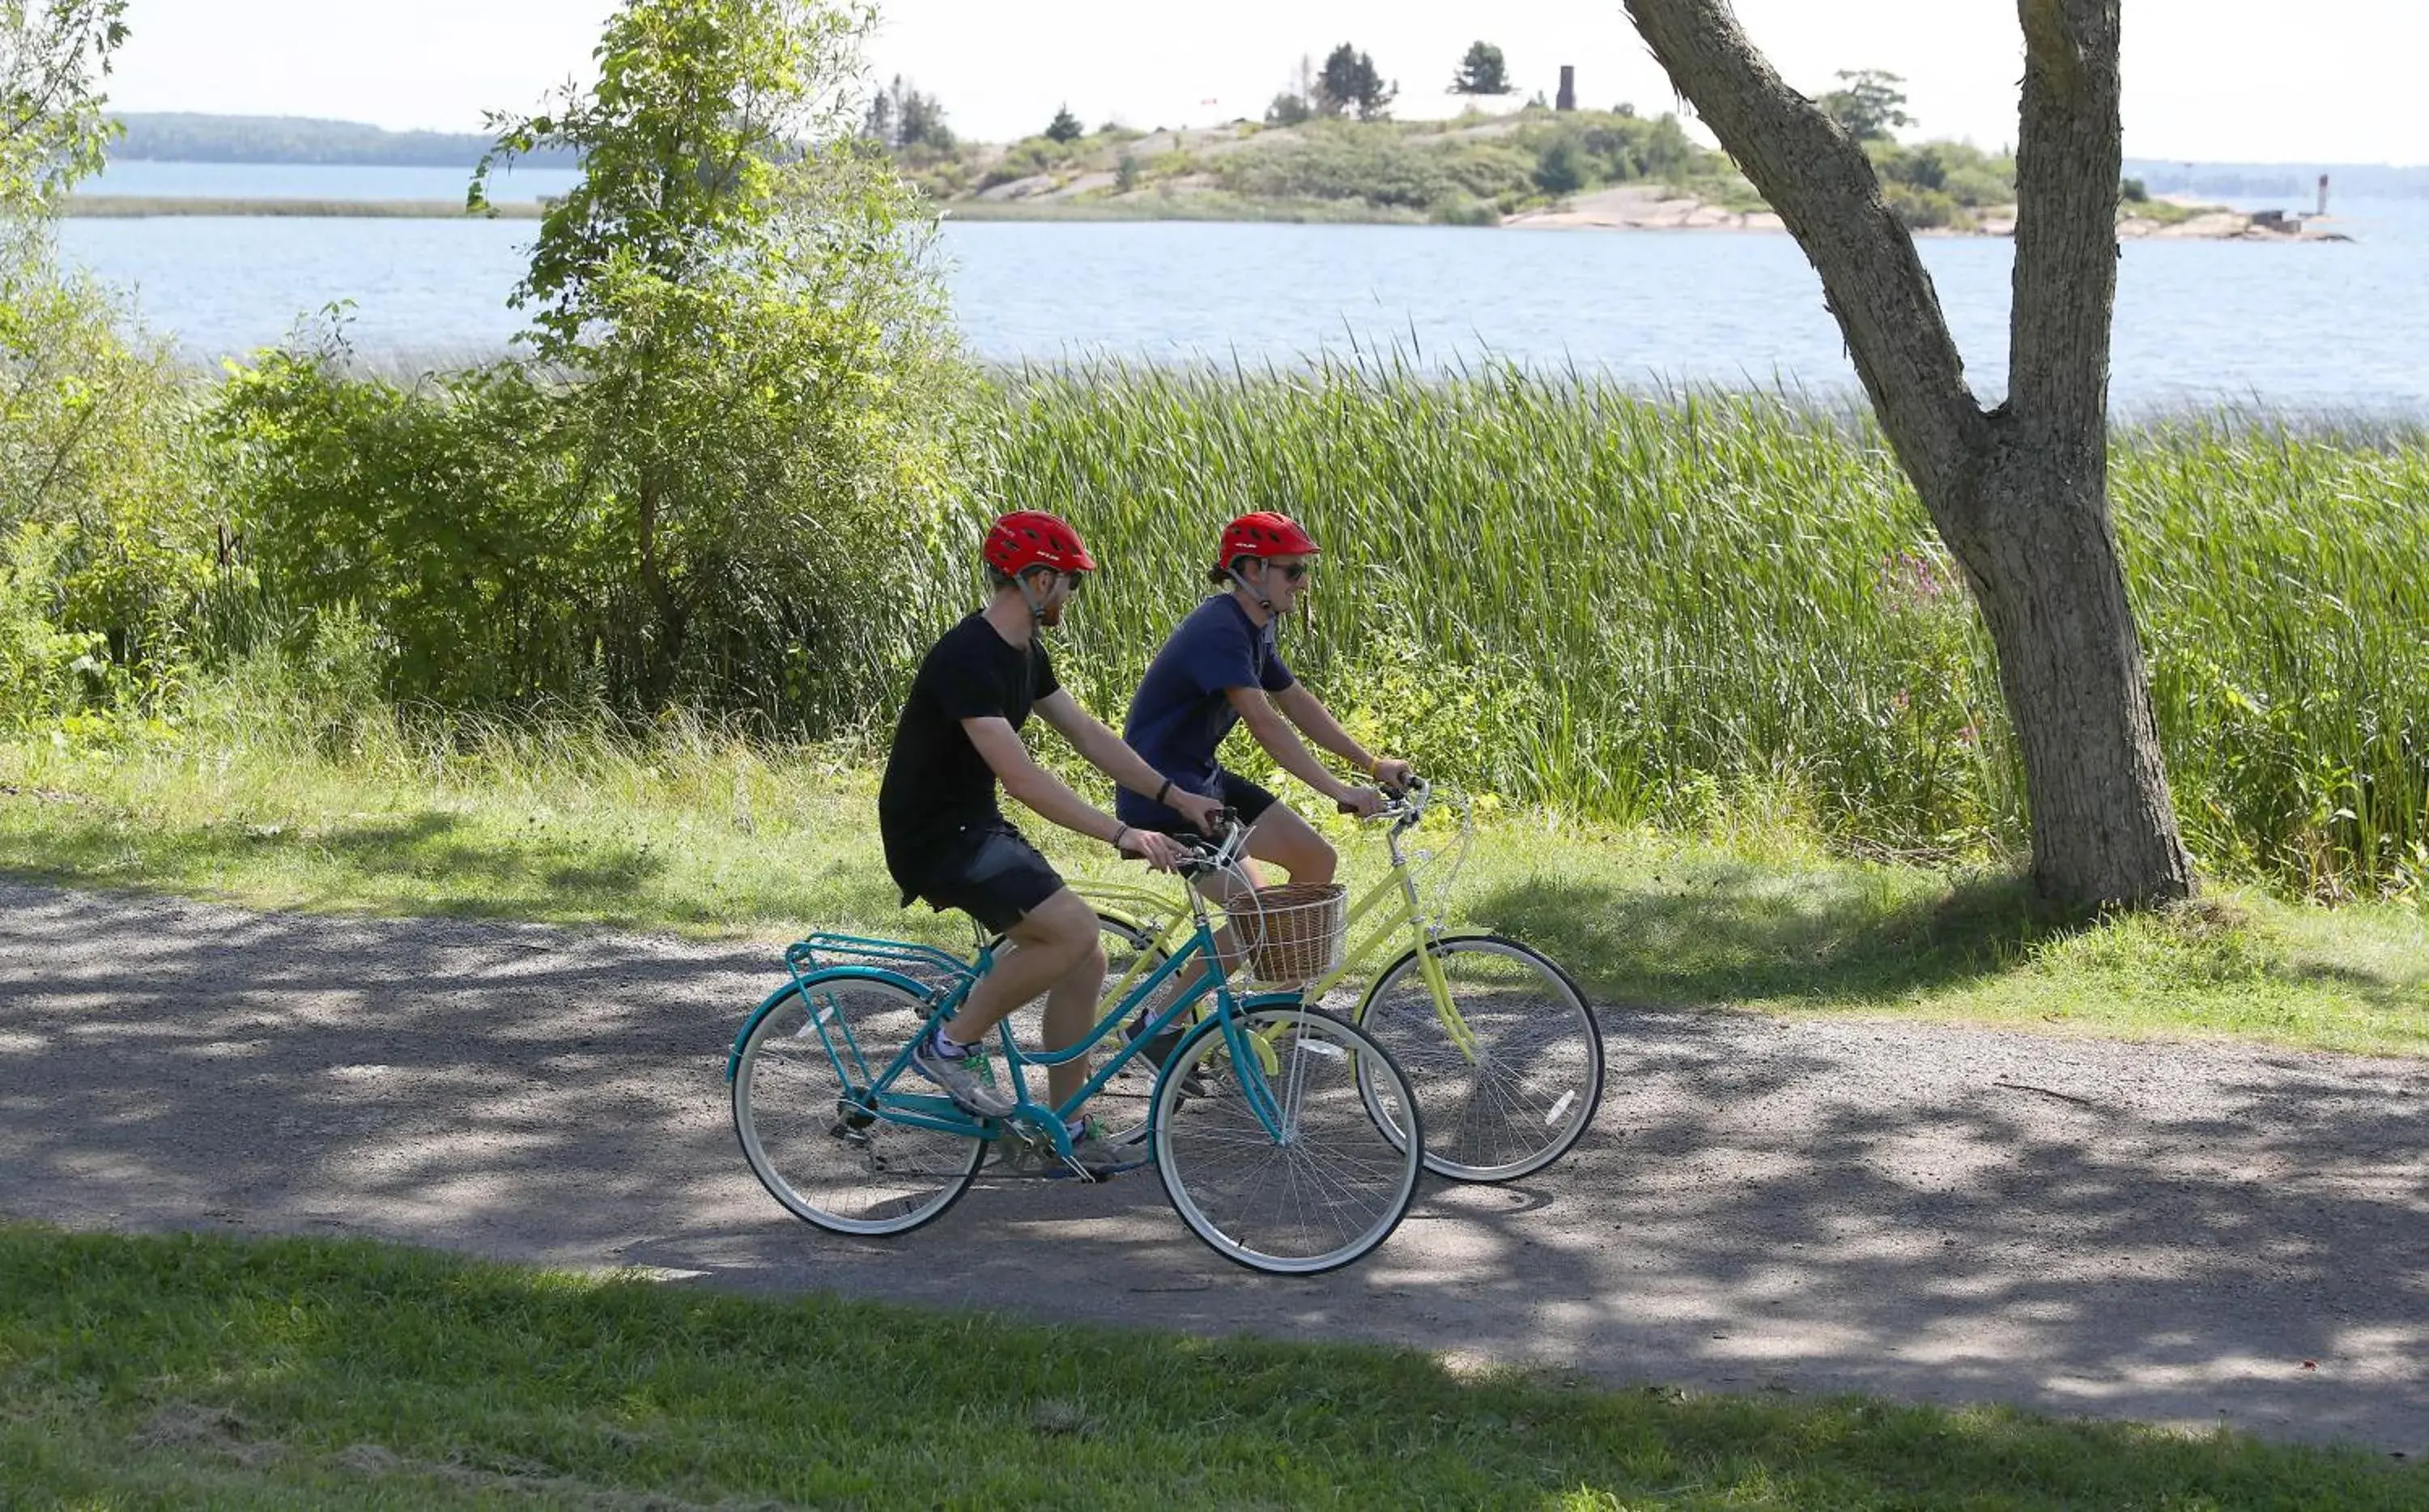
1117, 594, 1294, 827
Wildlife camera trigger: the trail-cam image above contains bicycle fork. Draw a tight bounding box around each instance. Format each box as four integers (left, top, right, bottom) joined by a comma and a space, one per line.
1393, 867, 1482, 1064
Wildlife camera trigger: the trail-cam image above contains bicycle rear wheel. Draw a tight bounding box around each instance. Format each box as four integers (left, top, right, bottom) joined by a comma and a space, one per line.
1154, 1004, 1423, 1275
1354, 935, 1603, 1183
732, 974, 982, 1235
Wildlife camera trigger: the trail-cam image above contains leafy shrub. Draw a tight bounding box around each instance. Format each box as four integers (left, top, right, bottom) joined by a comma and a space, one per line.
0, 521, 104, 724
1533, 138, 1586, 195
976, 135, 1080, 191
1427, 193, 1499, 227
209, 329, 585, 707
1213, 125, 1455, 210
1942, 166, 2012, 209
1882, 181, 1964, 229
1638, 113, 1695, 178
1432, 142, 1535, 202
459, 0, 964, 719
1869, 139, 2015, 212
1521, 112, 1692, 185
1887, 145, 1946, 191
0, 231, 215, 696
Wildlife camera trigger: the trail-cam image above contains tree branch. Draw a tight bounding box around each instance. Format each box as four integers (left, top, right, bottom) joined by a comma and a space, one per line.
1620, 0, 1989, 503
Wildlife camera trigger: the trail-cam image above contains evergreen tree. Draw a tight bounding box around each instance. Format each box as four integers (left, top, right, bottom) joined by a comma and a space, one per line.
1449, 41, 1510, 96
1316, 44, 1395, 121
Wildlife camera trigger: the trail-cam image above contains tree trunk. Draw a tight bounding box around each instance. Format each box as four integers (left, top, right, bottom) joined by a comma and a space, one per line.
1959, 422, 2194, 900
1622, 0, 2193, 907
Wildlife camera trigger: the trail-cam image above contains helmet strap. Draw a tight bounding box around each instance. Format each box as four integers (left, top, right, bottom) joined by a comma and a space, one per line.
1015, 567, 1053, 623
1226, 562, 1276, 618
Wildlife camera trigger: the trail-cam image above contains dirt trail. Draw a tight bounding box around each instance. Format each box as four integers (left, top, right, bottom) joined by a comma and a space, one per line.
2, 881, 2423, 1454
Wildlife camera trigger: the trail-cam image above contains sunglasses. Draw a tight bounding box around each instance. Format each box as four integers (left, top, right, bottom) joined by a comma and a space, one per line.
1266, 562, 1312, 583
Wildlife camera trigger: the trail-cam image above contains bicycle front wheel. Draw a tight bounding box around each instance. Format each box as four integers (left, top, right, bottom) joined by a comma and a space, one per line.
1154, 1004, 1423, 1276
1354, 935, 1603, 1183
732, 974, 982, 1236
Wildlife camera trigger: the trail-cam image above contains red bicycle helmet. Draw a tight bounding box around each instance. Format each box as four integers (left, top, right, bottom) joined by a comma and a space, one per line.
984, 511, 1096, 576
1217, 511, 1320, 567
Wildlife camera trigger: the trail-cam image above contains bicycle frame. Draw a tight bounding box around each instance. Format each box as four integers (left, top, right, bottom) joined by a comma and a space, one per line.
1078, 789, 1482, 1060
740, 866, 1301, 1172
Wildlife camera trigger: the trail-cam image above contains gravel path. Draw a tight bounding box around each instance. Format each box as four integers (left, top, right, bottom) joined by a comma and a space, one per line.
2, 881, 2423, 1455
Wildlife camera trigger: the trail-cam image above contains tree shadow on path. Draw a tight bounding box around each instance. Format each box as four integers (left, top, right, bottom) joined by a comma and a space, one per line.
2, 880, 2424, 1457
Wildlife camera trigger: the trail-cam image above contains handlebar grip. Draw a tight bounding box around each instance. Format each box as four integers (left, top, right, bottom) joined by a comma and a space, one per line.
1172, 810, 1244, 860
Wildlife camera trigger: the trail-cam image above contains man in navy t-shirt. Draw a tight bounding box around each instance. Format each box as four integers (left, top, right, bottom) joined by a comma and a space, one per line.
1119, 509, 1414, 888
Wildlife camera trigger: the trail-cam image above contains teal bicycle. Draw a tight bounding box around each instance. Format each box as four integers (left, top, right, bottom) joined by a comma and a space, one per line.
727, 822, 1427, 1275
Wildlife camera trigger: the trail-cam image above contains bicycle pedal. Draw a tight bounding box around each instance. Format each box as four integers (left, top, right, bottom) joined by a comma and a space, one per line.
1043, 1153, 1151, 1183
986, 1130, 1060, 1175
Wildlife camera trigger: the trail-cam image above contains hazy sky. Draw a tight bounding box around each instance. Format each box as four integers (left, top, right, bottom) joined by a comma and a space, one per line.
104, 1, 2427, 165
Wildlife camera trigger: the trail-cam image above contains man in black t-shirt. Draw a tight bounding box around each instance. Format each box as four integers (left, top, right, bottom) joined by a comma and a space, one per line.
879, 512, 1222, 1174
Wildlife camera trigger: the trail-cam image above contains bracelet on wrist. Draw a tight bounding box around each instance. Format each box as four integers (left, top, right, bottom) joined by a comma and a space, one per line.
1154, 777, 1172, 807
1110, 825, 1130, 853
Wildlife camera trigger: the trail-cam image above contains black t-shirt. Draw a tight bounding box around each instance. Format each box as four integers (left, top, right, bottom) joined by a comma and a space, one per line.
878, 613, 1060, 898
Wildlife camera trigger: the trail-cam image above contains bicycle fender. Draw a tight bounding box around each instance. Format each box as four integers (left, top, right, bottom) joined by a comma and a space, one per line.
1151, 992, 1320, 1109
724, 966, 936, 1082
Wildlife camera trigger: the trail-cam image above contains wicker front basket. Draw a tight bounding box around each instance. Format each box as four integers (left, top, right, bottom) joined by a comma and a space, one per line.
1236, 882, 1349, 983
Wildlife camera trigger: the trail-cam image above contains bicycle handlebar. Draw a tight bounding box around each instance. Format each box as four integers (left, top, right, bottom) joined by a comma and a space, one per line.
1338, 772, 1432, 835
1336, 771, 1429, 813
1168, 810, 1253, 881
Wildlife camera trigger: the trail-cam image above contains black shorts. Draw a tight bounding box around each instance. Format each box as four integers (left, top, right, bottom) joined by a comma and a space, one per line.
910, 825, 1066, 933
1146, 770, 1279, 836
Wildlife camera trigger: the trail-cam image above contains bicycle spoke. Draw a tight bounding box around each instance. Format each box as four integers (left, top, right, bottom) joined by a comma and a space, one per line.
734, 976, 981, 1235
1356, 937, 1604, 1183
1156, 1007, 1422, 1274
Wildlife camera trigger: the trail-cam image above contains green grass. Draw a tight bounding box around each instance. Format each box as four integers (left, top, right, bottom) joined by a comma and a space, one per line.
1470, 837, 2429, 1054
26, 358, 2422, 901
3, 1224, 2418, 1510
960, 369, 2429, 899
3, 707, 2422, 1056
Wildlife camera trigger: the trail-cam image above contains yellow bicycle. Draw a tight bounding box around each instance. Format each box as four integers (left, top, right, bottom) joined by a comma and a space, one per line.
1074, 777, 1604, 1183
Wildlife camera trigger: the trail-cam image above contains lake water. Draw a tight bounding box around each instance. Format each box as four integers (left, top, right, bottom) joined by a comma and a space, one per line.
57, 162, 2429, 412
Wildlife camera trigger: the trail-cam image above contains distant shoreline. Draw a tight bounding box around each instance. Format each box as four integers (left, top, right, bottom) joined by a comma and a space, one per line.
63, 196, 546, 219
59, 190, 2350, 244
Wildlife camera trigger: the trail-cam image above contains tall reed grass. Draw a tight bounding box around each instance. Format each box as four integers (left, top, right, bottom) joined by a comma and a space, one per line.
932, 358, 2425, 897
